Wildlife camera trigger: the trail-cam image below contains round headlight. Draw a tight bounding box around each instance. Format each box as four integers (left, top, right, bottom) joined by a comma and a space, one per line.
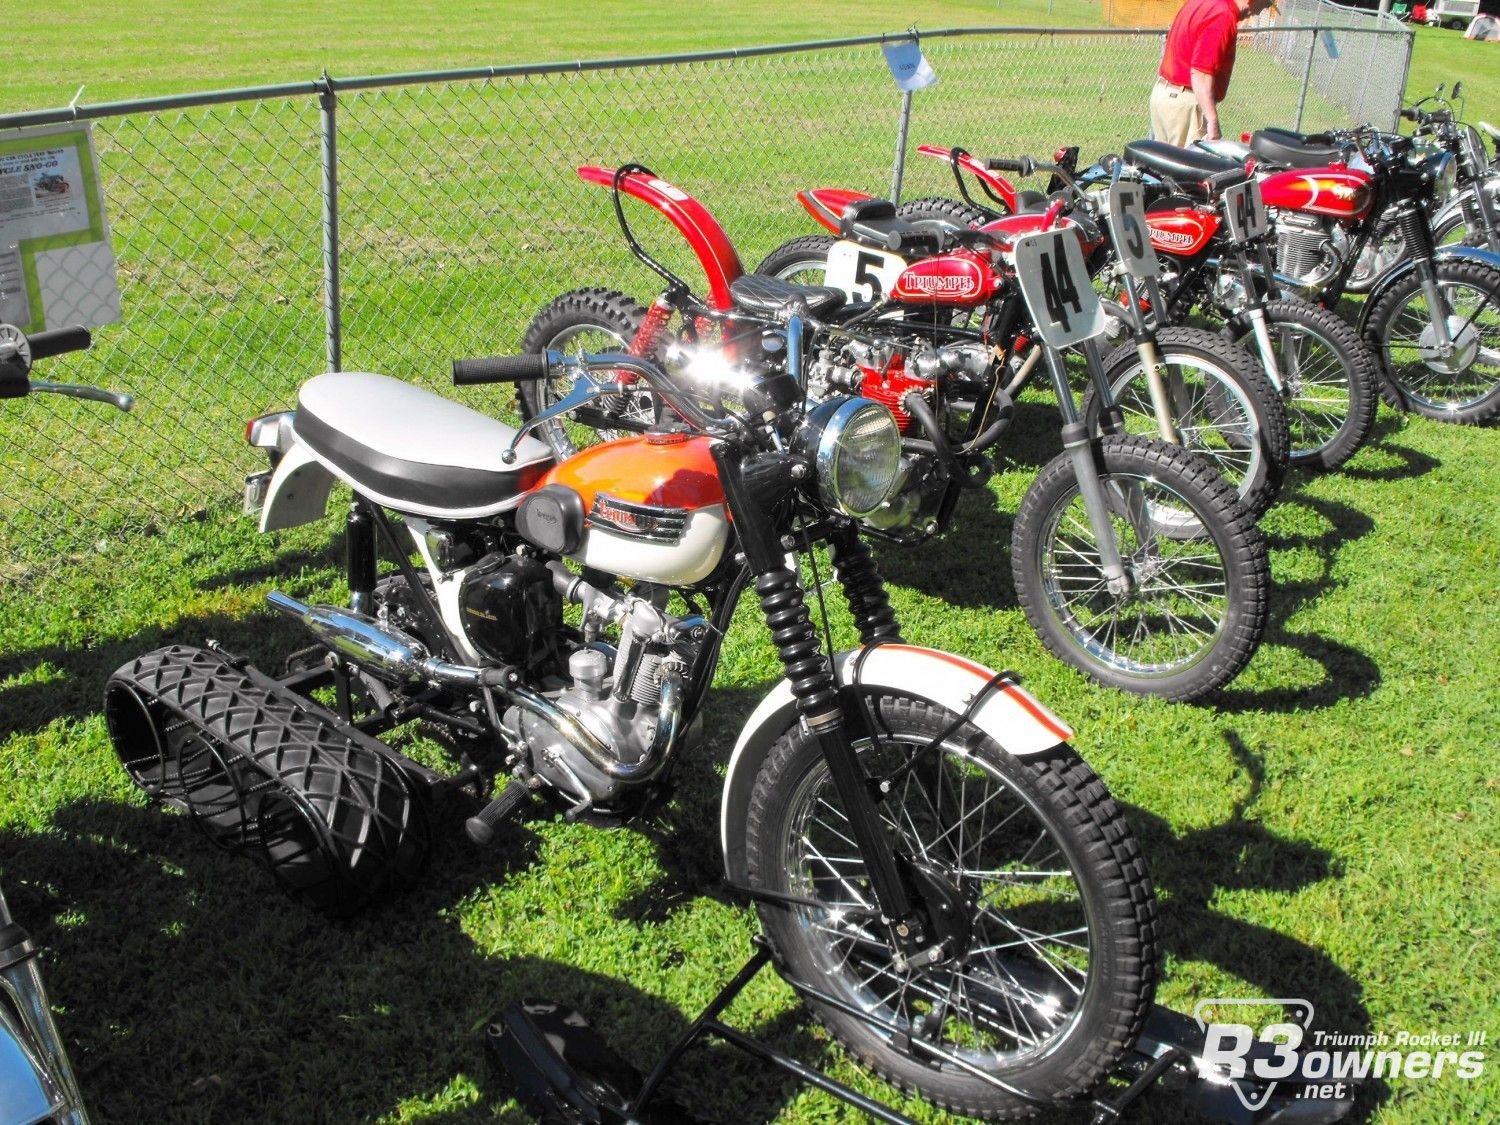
1430, 151, 1458, 204
796, 398, 902, 518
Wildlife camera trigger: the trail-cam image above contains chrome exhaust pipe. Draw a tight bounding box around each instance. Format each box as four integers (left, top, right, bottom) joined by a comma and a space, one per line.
266, 592, 688, 783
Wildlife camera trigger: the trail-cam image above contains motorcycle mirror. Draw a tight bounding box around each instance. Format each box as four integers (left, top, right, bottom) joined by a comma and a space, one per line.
1451, 81, 1463, 100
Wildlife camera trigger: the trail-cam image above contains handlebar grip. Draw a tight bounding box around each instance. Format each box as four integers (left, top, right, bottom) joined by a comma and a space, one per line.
1401, 107, 1419, 122
452, 353, 549, 386
27, 326, 92, 361
987, 156, 1035, 177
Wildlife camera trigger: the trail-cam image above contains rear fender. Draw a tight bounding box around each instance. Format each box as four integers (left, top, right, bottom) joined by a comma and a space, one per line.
719, 644, 1073, 884
1356, 244, 1500, 334
577, 165, 744, 310
256, 435, 336, 532
797, 188, 874, 234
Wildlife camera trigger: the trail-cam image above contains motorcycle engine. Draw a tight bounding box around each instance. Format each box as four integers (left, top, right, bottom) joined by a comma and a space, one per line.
503, 572, 707, 814
1270, 209, 1347, 291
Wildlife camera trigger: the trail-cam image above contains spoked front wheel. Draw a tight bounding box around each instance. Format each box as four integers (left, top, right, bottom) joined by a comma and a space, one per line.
744, 693, 1158, 1120
1086, 327, 1289, 517
1227, 296, 1378, 471
1362, 259, 1500, 424
519, 287, 661, 457
1012, 436, 1270, 702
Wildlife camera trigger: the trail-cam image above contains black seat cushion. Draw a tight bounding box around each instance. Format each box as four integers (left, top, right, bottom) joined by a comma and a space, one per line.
295, 372, 552, 518
1123, 140, 1243, 186
730, 273, 847, 318
1250, 128, 1346, 169
837, 198, 945, 257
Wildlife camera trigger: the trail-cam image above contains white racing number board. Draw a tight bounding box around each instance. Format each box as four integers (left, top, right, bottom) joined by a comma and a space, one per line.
1106, 180, 1158, 279
1011, 227, 1105, 349
824, 240, 907, 303
1222, 180, 1269, 245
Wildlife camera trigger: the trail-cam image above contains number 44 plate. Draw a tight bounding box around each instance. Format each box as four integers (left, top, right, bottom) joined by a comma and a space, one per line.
1010, 228, 1105, 349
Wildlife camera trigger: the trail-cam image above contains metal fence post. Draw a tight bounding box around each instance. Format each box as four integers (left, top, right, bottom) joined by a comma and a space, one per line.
891, 88, 913, 204
1293, 19, 1320, 131
318, 72, 343, 372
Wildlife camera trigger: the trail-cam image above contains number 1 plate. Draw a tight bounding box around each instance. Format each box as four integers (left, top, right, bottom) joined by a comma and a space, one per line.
1011, 227, 1105, 349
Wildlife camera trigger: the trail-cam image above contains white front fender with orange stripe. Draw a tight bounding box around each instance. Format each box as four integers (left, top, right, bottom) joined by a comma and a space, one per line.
719, 644, 1073, 885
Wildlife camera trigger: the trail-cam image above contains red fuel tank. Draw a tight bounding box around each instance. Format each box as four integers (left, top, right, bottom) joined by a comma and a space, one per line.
1257, 167, 1374, 220
1144, 208, 1220, 257
891, 248, 1002, 307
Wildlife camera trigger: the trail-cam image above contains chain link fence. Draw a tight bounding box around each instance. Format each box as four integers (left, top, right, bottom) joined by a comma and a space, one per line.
0, 17, 1411, 587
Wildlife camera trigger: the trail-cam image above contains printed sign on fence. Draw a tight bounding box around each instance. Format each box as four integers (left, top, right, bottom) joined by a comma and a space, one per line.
0, 122, 121, 333
881, 40, 937, 92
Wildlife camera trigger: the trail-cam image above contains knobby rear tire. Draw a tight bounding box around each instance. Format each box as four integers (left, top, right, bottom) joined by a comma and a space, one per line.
754, 235, 837, 284
744, 692, 1158, 1120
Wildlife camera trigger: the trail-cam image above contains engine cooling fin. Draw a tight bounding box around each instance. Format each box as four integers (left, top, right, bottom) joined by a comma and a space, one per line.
103, 644, 431, 916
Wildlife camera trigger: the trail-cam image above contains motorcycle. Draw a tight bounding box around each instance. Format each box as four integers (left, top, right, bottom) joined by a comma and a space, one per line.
525, 164, 1272, 702
103, 323, 1161, 1117
1, 320, 131, 1125
1399, 83, 1500, 258
759, 145, 1293, 510
1131, 125, 1500, 424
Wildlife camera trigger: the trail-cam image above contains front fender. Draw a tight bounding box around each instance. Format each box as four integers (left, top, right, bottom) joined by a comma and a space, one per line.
719, 645, 1073, 884
1356, 244, 1500, 335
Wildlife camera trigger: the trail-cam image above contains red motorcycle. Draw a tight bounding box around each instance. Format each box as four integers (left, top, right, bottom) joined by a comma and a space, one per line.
524, 163, 1271, 702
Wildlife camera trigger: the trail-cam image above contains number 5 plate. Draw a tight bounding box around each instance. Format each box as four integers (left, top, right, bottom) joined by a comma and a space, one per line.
1106, 181, 1159, 279
825, 240, 906, 303
1011, 228, 1105, 349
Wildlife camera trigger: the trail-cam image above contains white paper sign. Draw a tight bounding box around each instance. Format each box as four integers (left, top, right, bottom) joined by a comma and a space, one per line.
882, 41, 937, 92
0, 123, 121, 332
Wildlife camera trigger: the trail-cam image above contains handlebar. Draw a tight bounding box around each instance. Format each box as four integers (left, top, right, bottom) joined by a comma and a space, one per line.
451, 353, 550, 386
0, 322, 131, 409
987, 156, 1035, 178
27, 326, 93, 361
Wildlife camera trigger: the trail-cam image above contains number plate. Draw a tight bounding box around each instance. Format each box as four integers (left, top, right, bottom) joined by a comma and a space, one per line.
1222, 180, 1269, 245
1011, 228, 1105, 348
825, 240, 906, 303
1106, 181, 1159, 279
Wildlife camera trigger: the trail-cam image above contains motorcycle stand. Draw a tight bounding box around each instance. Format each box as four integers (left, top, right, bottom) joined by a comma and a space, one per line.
485, 938, 1358, 1125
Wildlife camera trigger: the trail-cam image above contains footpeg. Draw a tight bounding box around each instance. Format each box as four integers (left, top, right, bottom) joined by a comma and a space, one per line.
466, 780, 534, 844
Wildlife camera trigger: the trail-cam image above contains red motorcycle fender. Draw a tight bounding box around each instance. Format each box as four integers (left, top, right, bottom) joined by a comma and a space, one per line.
797, 188, 875, 234
577, 165, 744, 311
915, 145, 1020, 213
718, 644, 1073, 885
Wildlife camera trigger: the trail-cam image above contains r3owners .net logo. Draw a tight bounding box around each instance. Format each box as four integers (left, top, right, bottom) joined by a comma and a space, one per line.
1194, 998, 1488, 1111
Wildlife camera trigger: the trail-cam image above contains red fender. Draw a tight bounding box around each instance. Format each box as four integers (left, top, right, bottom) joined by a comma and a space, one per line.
577, 166, 744, 311
796, 188, 875, 234
915, 145, 1020, 213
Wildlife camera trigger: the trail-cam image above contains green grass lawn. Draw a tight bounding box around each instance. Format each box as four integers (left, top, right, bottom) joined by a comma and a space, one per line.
2, 5, 1498, 1124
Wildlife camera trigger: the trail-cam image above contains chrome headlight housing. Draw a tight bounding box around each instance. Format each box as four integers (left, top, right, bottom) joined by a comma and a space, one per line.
795, 397, 901, 518
1425, 150, 1458, 204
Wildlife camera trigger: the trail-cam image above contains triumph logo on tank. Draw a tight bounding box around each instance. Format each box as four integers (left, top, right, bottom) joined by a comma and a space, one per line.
587, 494, 688, 543
900, 272, 979, 297
1194, 998, 1488, 1111
1149, 228, 1198, 250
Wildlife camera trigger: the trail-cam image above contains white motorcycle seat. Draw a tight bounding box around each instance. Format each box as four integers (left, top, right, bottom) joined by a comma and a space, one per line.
293, 372, 555, 518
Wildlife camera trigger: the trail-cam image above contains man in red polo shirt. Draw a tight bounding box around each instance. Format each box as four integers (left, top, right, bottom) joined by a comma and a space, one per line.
1150, 0, 1275, 146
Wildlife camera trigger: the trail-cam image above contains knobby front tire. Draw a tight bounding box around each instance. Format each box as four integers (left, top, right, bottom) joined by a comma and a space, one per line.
1362, 259, 1500, 424
1011, 436, 1271, 702
1086, 327, 1289, 518
1226, 297, 1377, 471
744, 693, 1159, 1120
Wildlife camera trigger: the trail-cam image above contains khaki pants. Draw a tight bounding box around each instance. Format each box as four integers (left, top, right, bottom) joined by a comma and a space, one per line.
1150, 80, 1207, 147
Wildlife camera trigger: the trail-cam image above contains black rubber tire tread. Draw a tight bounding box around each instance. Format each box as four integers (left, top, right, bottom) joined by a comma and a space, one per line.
1012, 436, 1270, 702
1226, 298, 1377, 471
1085, 327, 1289, 518
1362, 258, 1500, 424
894, 196, 994, 228
743, 694, 1158, 1121
753, 234, 837, 282
104, 644, 429, 917
519, 287, 652, 457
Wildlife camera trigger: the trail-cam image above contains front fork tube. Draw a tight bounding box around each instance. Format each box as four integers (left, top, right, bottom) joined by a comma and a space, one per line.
1120, 273, 1179, 444
1244, 305, 1287, 392
1414, 259, 1458, 357
1046, 344, 1130, 595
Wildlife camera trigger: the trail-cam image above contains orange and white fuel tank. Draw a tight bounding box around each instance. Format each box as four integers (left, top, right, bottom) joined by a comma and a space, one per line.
532, 432, 730, 586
